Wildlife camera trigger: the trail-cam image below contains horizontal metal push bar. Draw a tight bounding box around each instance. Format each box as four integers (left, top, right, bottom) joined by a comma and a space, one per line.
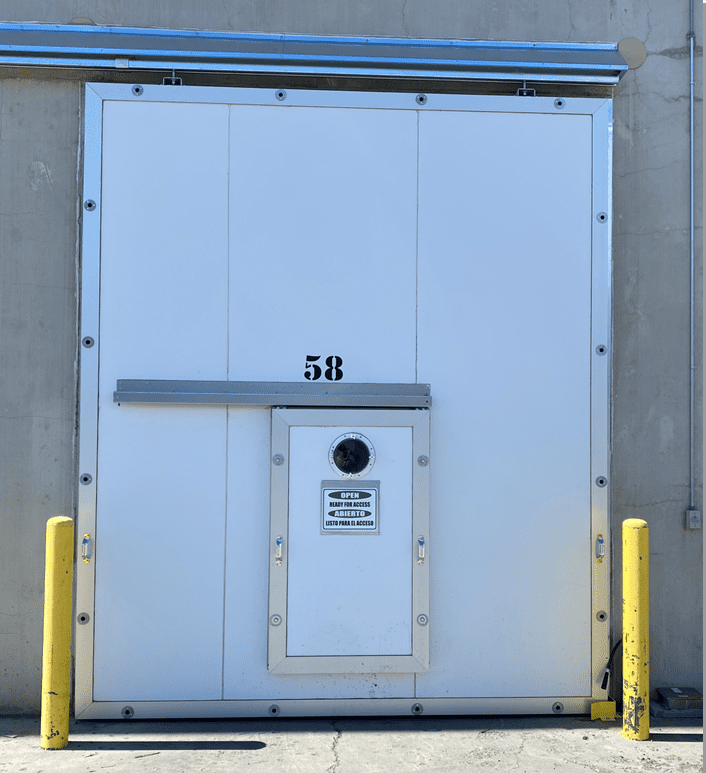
0, 24, 627, 85
114, 380, 431, 408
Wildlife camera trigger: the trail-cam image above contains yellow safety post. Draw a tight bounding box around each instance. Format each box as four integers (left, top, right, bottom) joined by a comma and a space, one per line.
40, 516, 74, 749
622, 518, 649, 740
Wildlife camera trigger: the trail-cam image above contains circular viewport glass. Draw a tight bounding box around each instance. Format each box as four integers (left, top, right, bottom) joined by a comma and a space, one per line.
329, 434, 375, 478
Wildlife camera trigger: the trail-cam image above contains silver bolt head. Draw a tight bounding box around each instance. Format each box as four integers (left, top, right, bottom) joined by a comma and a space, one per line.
417, 455, 429, 466
270, 614, 282, 626
417, 614, 429, 626
272, 454, 284, 466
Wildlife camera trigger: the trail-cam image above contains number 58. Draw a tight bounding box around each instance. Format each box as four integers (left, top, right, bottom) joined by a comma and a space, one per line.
304, 355, 343, 381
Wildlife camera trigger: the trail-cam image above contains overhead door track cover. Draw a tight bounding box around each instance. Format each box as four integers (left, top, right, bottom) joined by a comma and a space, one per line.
0, 24, 628, 84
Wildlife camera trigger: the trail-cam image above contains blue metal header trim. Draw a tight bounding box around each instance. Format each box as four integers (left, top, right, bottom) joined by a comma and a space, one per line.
0, 24, 627, 84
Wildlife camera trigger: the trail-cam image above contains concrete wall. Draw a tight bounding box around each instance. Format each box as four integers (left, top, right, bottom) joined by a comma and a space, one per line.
0, 1, 701, 713
0, 78, 81, 713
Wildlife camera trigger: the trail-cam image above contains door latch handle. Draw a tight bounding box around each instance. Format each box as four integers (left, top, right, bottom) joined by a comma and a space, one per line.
275, 536, 283, 566
595, 534, 605, 563
417, 536, 425, 565
82, 534, 92, 564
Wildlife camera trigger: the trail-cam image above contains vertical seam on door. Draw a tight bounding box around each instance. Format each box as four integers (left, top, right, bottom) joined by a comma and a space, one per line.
415, 111, 420, 386
221, 104, 232, 699
227, 103, 231, 381
414, 110, 420, 697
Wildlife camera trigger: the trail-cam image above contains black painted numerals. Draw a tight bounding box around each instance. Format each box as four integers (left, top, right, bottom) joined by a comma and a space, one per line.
324, 356, 343, 381
305, 355, 343, 381
304, 355, 321, 381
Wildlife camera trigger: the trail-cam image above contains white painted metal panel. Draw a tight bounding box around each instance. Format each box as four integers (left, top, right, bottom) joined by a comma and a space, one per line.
286, 426, 413, 656
99, 101, 229, 382
77, 84, 611, 718
221, 407, 415, 699
228, 105, 417, 383
266, 408, 430, 677
416, 111, 593, 698
93, 101, 229, 700
93, 406, 227, 700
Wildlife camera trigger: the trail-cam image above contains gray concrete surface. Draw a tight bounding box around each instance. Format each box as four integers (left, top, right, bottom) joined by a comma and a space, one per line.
0, 0, 702, 715
0, 78, 81, 713
0, 715, 703, 773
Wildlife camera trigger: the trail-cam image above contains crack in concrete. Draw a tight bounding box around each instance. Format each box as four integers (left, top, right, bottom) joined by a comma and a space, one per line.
510, 733, 528, 770
645, 0, 655, 49
327, 721, 342, 773
221, 0, 234, 31
616, 164, 681, 178
401, 0, 409, 36
630, 90, 698, 112
567, 1, 577, 40
662, 95, 704, 103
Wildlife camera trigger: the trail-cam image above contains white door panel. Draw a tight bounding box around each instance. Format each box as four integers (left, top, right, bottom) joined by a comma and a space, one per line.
267, 409, 430, 676
286, 426, 413, 657
93, 100, 230, 700
228, 105, 417, 384
416, 111, 592, 697
222, 407, 416, 699
100, 101, 229, 382
93, 404, 227, 701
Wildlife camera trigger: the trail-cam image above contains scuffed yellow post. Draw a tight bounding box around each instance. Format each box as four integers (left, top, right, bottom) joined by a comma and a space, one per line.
622, 518, 649, 740
40, 516, 74, 749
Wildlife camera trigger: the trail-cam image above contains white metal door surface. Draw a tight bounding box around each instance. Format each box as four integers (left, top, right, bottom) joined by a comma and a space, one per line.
92, 101, 230, 701
286, 426, 413, 659
267, 409, 430, 675
77, 84, 612, 718
416, 110, 593, 697
228, 105, 418, 383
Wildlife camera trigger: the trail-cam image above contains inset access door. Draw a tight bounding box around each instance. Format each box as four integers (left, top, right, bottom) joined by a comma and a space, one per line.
268, 408, 430, 674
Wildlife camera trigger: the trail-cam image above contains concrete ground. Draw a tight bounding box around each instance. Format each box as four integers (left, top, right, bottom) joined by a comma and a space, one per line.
0, 714, 702, 773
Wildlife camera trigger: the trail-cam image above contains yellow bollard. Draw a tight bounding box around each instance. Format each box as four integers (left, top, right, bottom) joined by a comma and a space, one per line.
40, 516, 74, 749
622, 518, 649, 740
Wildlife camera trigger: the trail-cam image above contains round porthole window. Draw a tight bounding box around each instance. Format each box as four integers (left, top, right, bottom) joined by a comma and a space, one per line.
329, 433, 375, 478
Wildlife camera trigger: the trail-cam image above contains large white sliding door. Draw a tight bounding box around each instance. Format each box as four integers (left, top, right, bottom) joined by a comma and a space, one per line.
76, 84, 611, 718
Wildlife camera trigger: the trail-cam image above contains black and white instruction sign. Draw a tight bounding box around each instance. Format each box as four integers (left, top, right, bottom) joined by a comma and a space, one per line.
321, 482, 379, 533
